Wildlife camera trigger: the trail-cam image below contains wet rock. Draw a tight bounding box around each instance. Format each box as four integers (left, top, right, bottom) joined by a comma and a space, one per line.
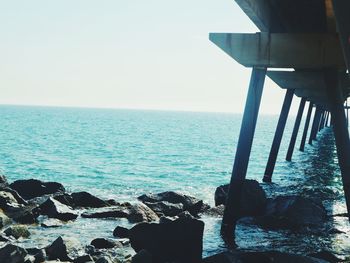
138, 191, 208, 216
32, 249, 46, 263
71, 191, 110, 208
113, 226, 130, 238
132, 250, 153, 263
203, 204, 225, 217
0, 244, 28, 263
74, 254, 94, 263
54, 193, 75, 207
143, 201, 183, 217
159, 216, 175, 224
5, 206, 38, 224
45, 236, 72, 261
256, 196, 327, 229
127, 203, 159, 223
128, 218, 204, 263
81, 207, 129, 219
203, 251, 328, 263
90, 238, 122, 249
0, 210, 11, 229
308, 250, 343, 263
0, 191, 21, 209
41, 218, 65, 228
177, 210, 195, 219
37, 197, 78, 221
95, 256, 113, 263
10, 179, 65, 200
0, 187, 28, 205
4, 225, 30, 239
214, 180, 267, 217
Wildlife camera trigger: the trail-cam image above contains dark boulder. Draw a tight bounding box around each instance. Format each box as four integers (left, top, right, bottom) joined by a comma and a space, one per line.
54, 193, 75, 207
37, 197, 78, 221
74, 254, 94, 263
4, 225, 30, 239
10, 179, 65, 200
45, 236, 72, 261
113, 226, 130, 238
95, 256, 113, 263
127, 203, 159, 223
128, 218, 204, 263
138, 191, 208, 216
203, 204, 225, 217
132, 250, 153, 263
214, 180, 267, 217
41, 218, 65, 228
0, 191, 21, 210
5, 206, 38, 224
256, 196, 327, 229
0, 244, 28, 263
308, 250, 343, 263
90, 238, 122, 249
0, 211, 11, 229
71, 192, 110, 208
143, 201, 183, 217
81, 207, 129, 219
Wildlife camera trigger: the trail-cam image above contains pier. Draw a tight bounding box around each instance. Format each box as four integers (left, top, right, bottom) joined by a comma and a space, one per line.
210, 0, 350, 244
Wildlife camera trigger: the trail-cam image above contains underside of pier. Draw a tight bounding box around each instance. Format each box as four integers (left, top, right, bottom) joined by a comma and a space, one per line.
210, 0, 350, 245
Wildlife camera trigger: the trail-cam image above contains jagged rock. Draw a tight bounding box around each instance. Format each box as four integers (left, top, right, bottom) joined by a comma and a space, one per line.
177, 211, 195, 220
143, 201, 183, 217
91, 238, 122, 249
0, 210, 11, 229
132, 250, 153, 263
41, 218, 65, 228
37, 197, 78, 221
45, 236, 72, 261
4, 225, 30, 239
159, 216, 175, 224
127, 203, 159, 223
214, 180, 267, 217
203, 251, 328, 263
71, 192, 110, 208
10, 179, 65, 200
74, 254, 94, 263
256, 196, 327, 229
0, 244, 28, 263
0, 191, 21, 209
0, 187, 28, 205
203, 204, 225, 217
95, 256, 113, 263
54, 193, 75, 207
113, 226, 130, 238
81, 207, 129, 219
308, 250, 343, 263
128, 218, 204, 263
5, 206, 38, 224
138, 191, 208, 216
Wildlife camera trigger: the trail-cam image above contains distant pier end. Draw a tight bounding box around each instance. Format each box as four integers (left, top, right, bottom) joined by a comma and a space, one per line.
210, 0, 350, 245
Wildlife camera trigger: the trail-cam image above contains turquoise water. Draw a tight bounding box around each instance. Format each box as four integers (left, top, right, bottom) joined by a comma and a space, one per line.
0, 105, 349, 257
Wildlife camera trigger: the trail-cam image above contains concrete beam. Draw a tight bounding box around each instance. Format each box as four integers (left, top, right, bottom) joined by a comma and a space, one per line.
209, 33, 345, 69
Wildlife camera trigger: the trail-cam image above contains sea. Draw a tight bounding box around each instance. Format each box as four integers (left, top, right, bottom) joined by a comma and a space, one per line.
0, 105, 349, 258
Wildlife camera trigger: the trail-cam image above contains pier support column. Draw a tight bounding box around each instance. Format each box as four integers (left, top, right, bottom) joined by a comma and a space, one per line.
324, 69, 350, 220
299, 102, 313, 152
221, 67, 266, 245
308, 107, 322, 144
263, 89, 294, 182
319, 111, 325, 132
286, 97, 306, 161
325, 111, 329, 127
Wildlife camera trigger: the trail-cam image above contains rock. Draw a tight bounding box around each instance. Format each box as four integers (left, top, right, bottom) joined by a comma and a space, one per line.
203, 204, 225, 217
71, 192, 110, 208
214, 180, 267, 217
41, 218, 65, 228
45, 236, 72, 261
0, 244, 28, 263
203, 251, 329, 263
81, 207, 129, 219
4, 225, 30, 239
132, 250, 153, 263
177, 211, 195, 220
113, 226, 130, 238
37, 197, 78, 221
159, 216, 175, 224
143, 201, 183, 217
0, 187, 28, 205
95, 256, 113, 263
31, 249, 46, 263
0, 191, 21, 209
10, 179, 65, 200
308, 250, 343, 263
74, 254, 94, 263
138, 191, 208, 216
256, 196, 327, 229
128, 218, 204, 263
0, 174, 8, 186
54, 193, 75, 207
127, 203, 159, 223
5, 206, 38, 224
90, 238, 122, 249
0, 210, 11, 228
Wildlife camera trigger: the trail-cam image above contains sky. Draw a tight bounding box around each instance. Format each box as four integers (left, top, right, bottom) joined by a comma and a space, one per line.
0, 0, 301, 114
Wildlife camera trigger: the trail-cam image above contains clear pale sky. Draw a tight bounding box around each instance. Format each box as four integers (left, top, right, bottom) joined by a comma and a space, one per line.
0, 0, 300, 114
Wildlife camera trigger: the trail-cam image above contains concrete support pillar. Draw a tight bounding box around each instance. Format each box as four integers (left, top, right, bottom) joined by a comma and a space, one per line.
263, 89, 294, 182
325, 111, 329, 127
286, 97, 306, 161
221, 67, 266, 245
319, 111, 326, 132
299, 102, 313, 152
324, 69, 350, 220
308, 107, 322, 144
346, 100, 349, 128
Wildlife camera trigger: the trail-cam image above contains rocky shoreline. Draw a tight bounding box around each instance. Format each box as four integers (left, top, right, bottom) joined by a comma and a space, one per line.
0, 174, 346, 263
